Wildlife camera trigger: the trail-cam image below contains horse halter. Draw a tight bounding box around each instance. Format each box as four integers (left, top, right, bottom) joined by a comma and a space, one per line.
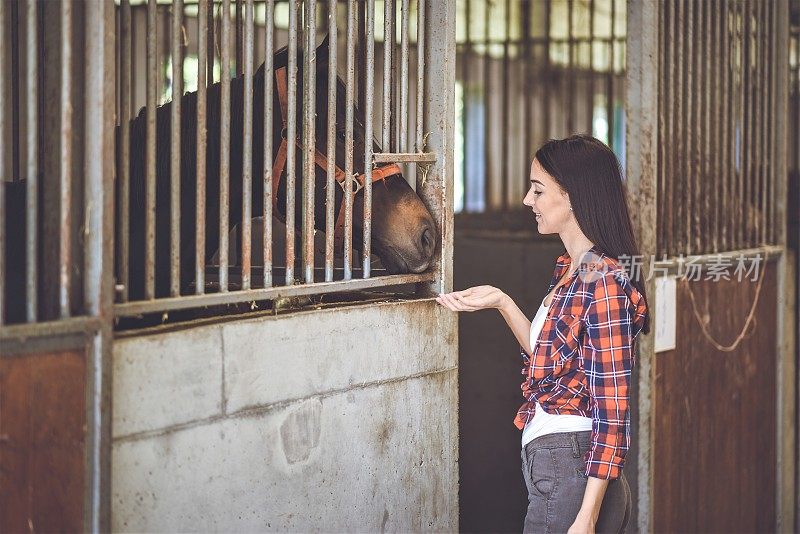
271, 66, 402, 252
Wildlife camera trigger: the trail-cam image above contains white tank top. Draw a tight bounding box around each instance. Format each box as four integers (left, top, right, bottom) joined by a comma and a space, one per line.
521, 297, 593, 449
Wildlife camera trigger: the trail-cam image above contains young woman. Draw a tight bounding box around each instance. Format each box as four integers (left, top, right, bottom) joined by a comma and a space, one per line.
436, 135, 650, 534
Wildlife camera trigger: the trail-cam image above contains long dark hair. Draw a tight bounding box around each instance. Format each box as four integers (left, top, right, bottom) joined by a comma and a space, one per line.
535, 134, 650, 335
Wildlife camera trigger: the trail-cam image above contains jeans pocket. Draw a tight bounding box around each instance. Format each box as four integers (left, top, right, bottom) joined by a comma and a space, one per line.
527, 448, 556, 499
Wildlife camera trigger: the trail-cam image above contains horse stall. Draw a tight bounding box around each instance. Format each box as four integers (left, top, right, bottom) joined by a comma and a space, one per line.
1, 0, 457, 531
453, 1, 628, 530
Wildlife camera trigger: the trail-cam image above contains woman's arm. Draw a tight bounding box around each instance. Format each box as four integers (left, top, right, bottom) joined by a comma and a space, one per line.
436, 286, 532, 355
568, 477, 609, 533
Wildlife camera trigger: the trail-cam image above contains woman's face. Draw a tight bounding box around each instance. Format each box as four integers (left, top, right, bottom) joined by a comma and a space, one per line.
522, 158, 573, 235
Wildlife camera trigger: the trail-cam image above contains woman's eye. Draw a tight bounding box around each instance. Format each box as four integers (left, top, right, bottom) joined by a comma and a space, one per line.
533, 190, 542, 196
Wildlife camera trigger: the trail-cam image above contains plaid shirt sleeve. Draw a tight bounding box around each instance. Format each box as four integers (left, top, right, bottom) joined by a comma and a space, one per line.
581, 270, 641, 480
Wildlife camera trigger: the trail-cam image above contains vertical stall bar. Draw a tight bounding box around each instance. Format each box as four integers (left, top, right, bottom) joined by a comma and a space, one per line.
662, 0, 674, 255
324, 0, 337, 282
59, 0, 73, 317
501, 0, 510, 208
208, 0, 215, 84
362, 0, 375, 278
389, 0, 397, 151
691, 0, 701, 253
357, 0, 366, 109
482, 0, 491, 209
543, 0, 552, 143
522, 0, 531, 192
606, 0, 615, 151
710, 1, 720, 252
399, 0, 409, 152
382, 0, 393, 151
765, 0, 775, 244
0, 0, 6, 324
462, 0, 470, 209
343, 0, 356, 280
119, 0, 131, 302
219, 0, 231, 291
83, 0, 115, 528
196, 0, 209, 294
24, 0, 37, 322
753, 0, 763, 247
285, 0, 298, 285
170, 0, 183, 297
706, 0, 717, 252
415, 0, 425, 152
738, 0, 748, 248
302, 0, 316, 284
263, 0, 274, 288
145, 0, 157, 299
236, 0, 242, 76
566, 0, 574, 134
587, 0, 594, 136
721, 0, 731, 251
241, 0, 254, 289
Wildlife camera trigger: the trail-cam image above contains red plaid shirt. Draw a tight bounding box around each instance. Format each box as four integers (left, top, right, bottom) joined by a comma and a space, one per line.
514, 244, 648, 480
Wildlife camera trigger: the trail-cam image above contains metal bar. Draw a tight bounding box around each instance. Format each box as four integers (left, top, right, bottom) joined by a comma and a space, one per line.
219, 0, 231, 291
207, 0, 215, 84
344, 0, 356, 280
721, 0, 730, 251
285, 0, 298, 284
566, 0, 574, 134
660, 0, 672, 255
83, 0, 115, 529
357, 0, 366, 109
59, 0, 72, 317
482, 0, 491, 209
362, 0, 374, 278
587, 0, 594, 136
399, 0, 409, 152
236, 0, 242, 76
389, 0, 397, 151
709, 0, 719, 253
754, 0, 764, 247
196, 0, 209, 294
263, 0, 274, 288
324, 0, 337, 282
242, 0, 254, 289
145, 0, 157, 299
742, 0, 752, 248
766, 0, 776, 245
24, 0, 37, 322
501, 0, 509, 209
114, 272, 435, 317
382, 0, 393, 152
118, 0, 131, 303
689, 0, 699, 254
543, 0, 552, 143
373, 152, 436, 163
302, 0, 316, 284
522, 0, 531, 198
0, 315, 102, 345
462, 0, 470, 211
0, 0, 6, 324
415, 0, 425, 153
170, 0, 183, 297
738, 0, 747, 249
606, 0, 615, 151
676, 0, 686, 254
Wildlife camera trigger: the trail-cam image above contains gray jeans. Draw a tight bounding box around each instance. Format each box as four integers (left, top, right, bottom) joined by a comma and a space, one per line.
521, 431, 631, 534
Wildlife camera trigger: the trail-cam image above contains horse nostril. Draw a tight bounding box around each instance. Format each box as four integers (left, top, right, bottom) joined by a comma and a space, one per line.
420, 226, 434, 257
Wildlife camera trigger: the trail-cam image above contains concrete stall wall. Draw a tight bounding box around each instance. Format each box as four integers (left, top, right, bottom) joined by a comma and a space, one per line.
110, 300, 458, 532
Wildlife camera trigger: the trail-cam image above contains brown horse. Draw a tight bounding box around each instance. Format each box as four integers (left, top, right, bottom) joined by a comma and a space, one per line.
121, 35, 437, 300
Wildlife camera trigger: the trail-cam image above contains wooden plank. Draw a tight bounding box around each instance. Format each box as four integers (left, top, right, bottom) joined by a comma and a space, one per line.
0, 349, 86, 533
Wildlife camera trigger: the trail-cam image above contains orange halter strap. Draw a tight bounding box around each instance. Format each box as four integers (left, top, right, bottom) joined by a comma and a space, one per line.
271, 66, 401, 252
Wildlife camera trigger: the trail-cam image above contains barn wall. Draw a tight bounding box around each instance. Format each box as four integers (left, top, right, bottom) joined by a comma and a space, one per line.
110, 300, 458, 532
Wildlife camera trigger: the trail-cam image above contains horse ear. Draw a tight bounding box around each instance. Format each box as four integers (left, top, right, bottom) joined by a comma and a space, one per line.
317, 34, 330, 66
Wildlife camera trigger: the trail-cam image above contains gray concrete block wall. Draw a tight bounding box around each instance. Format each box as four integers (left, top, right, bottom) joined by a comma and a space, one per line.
111, 300, 458, 532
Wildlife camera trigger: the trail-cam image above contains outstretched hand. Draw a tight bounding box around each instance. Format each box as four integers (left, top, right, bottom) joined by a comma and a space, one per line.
435, 285, 507, 312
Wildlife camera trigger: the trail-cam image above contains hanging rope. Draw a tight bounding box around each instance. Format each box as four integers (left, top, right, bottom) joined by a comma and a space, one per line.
683, 260, 767, 353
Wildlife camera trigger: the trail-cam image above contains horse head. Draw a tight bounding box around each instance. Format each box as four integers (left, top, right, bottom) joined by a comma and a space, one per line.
261, 36, 438, 274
